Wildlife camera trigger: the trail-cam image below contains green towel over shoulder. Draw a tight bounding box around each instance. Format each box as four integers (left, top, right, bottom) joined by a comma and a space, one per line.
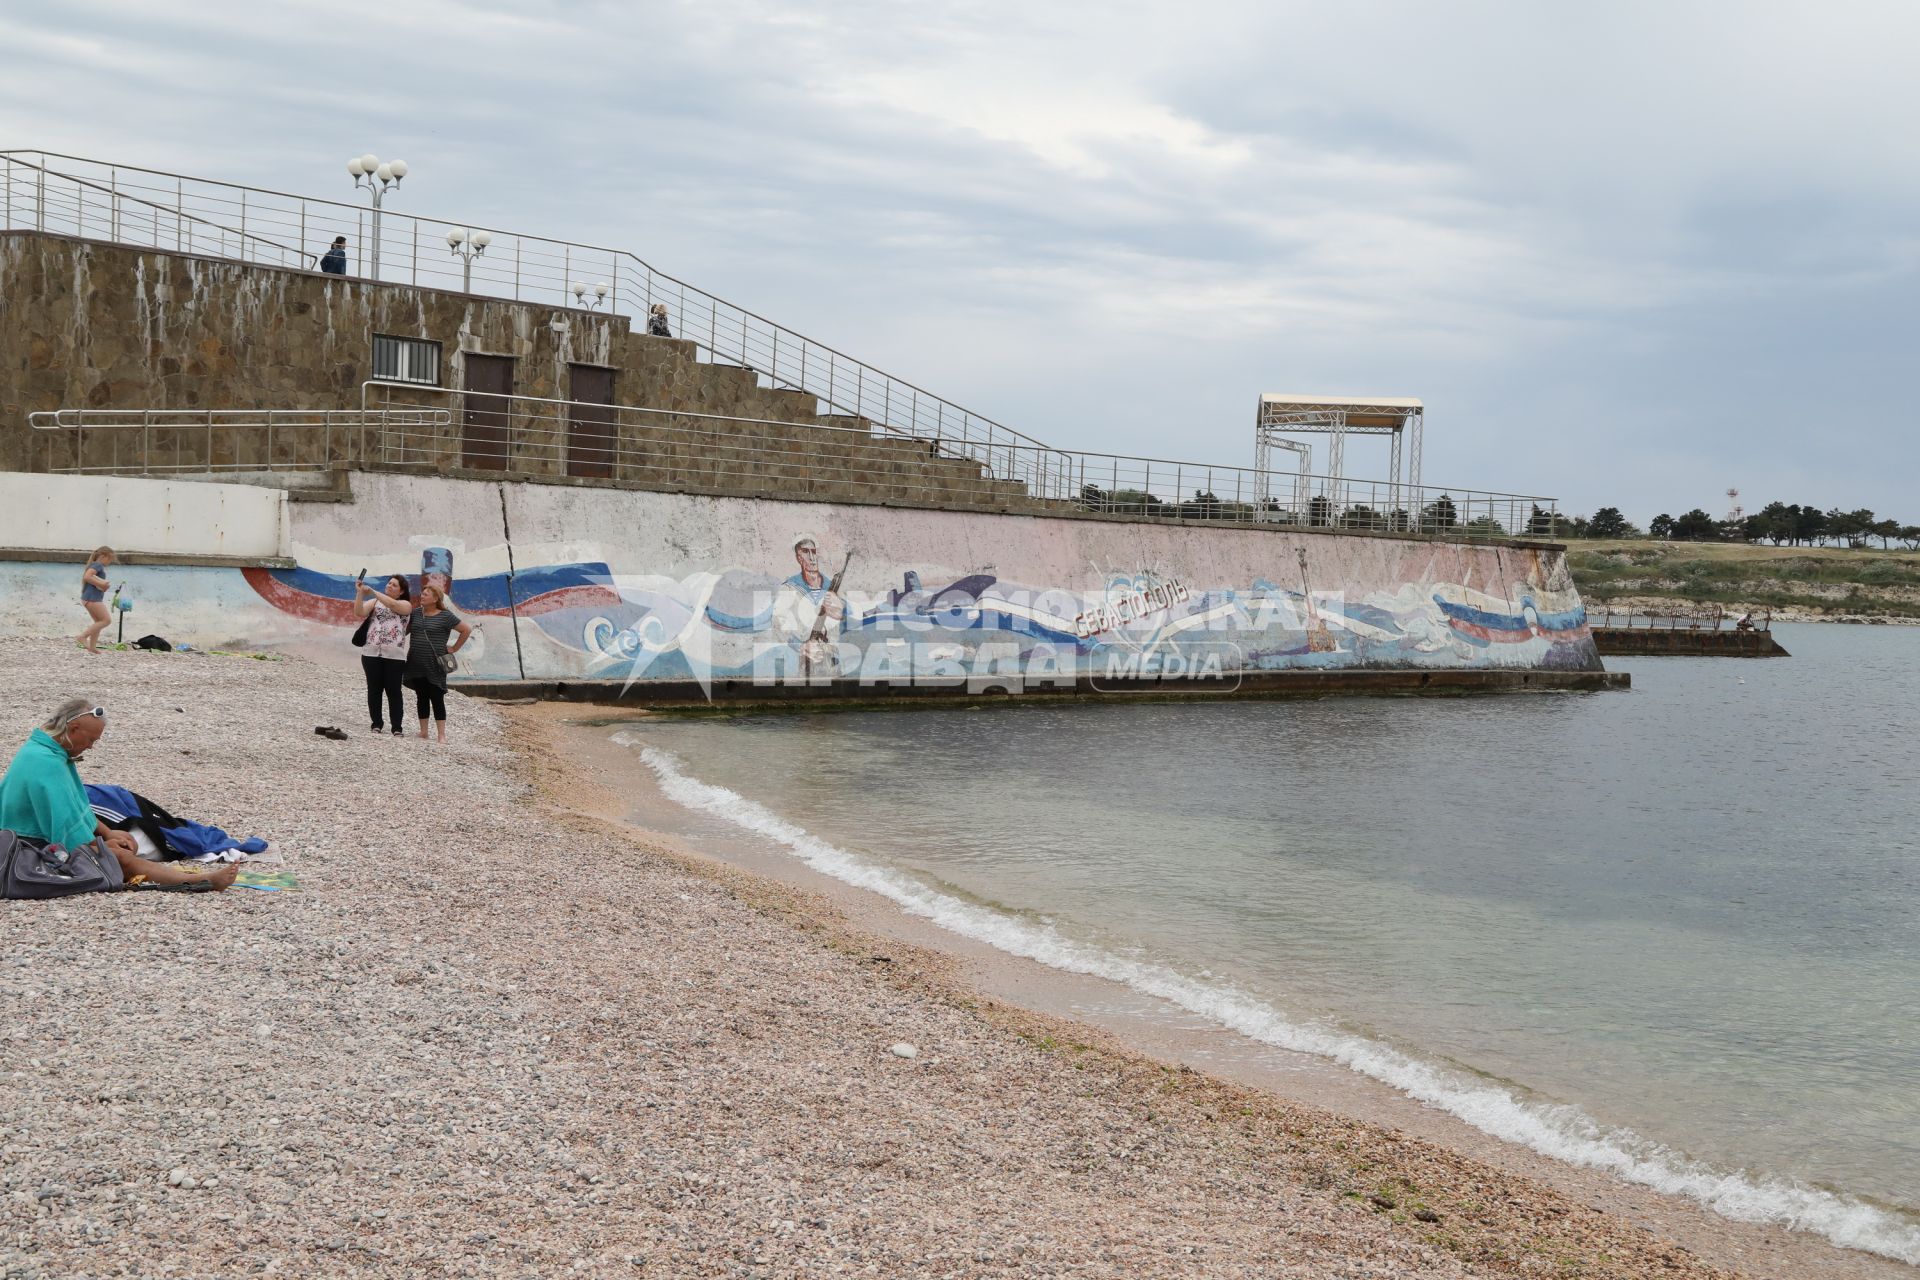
0, 729, 96, 849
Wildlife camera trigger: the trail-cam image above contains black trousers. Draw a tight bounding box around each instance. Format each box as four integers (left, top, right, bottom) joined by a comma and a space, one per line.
414, 682, 448, 723
361, 655, 405, 729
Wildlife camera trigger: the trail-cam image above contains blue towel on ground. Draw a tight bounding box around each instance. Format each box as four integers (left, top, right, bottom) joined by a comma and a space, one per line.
84, 783, 268, 858
85, 783, 142, 825
157, 821, 267, 859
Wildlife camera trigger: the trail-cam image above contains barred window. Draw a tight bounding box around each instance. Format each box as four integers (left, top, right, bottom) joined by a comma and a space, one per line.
371, 334, 442, 385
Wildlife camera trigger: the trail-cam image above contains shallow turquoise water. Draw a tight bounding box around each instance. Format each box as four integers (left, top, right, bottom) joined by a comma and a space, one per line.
610, 622, 1920, 1260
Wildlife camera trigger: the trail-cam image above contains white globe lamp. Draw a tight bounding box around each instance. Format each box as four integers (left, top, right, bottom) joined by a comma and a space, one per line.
345, 153, 405, 281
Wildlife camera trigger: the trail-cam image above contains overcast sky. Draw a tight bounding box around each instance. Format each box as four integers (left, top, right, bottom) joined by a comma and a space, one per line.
6, 1, 1915, 525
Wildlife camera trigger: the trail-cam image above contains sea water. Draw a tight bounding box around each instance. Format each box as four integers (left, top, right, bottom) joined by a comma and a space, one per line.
606, 622, 1919, 1264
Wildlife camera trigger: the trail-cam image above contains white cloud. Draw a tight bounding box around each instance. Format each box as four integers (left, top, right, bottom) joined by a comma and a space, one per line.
3, 0, 1917, 521
826, 70, 1253, 180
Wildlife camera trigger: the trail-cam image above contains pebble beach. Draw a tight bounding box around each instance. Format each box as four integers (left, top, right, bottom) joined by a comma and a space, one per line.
0, 638, 1826, 1278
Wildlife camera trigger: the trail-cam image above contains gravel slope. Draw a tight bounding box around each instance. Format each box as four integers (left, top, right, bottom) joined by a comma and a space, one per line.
0, 640, 1740, 1278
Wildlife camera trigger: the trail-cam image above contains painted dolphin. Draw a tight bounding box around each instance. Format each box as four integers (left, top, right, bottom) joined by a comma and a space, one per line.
1432, 583, 1588, 644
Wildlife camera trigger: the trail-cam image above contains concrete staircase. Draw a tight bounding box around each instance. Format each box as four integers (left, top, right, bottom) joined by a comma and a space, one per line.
591, 329, 1041, 510
1, 228, 1044, 512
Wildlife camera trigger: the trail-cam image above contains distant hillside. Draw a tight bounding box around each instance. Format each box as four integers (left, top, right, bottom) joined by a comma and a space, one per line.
1567, 541, 1920, 620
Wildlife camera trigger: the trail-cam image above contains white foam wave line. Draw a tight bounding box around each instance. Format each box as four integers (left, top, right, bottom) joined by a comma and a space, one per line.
633, 743, 1920, 1266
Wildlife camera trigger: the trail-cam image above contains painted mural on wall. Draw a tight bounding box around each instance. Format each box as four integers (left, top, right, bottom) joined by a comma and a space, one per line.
224, 537, 1596, 692
0, 475, 1598, 689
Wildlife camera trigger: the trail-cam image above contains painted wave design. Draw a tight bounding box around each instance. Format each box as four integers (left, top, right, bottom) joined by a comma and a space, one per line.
1433, 585, 1589, 645
626, 737, 1920, 1267
240, 562, 621, 624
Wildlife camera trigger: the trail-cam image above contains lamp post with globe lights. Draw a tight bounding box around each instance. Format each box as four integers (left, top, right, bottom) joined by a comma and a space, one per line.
446, 227, 492, 293
346, 153, 407, 280
572, 280, 610, 311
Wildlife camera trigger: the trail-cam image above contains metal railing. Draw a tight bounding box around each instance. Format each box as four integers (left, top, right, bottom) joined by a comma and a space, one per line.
353, 381, 1078, 507
28, 407, 451, 475
1591, 606, 1772, 632
30, 394, 1558, 540
1, 149, 1062, 490
1053, 454, 1550, 537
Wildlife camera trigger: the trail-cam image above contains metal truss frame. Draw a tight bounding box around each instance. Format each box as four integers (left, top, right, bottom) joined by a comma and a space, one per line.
1255, 398, 1424, 523
1251, 434, 1312, 513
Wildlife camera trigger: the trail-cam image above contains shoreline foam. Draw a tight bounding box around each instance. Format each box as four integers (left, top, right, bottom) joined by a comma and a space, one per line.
622, 736, 1920, 1269
526, 702, 1920, 1280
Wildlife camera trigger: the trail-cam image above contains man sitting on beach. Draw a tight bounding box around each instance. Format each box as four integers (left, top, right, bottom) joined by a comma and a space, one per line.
0, 699, 236, 891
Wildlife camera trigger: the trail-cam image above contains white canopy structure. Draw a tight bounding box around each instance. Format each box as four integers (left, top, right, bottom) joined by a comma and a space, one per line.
1255, 395, 1424, 517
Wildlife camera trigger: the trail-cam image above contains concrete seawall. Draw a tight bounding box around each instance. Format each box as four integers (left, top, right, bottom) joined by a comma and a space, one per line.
0, 471, 1614, 697
1593, 627, 1789, 657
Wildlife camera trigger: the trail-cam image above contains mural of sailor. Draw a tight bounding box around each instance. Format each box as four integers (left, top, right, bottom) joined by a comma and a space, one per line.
776, 535, 852, 674
227, 522, 1599, 683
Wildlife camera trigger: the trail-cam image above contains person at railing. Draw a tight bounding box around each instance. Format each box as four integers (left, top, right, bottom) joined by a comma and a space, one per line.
319, 236, 348, 276
354, 575, 414, 736
1736, 612, 1756, 632
76, 547, 115, 655
0, 700, 237, 892
401, 585, 471, 744
647, 303, 672, 338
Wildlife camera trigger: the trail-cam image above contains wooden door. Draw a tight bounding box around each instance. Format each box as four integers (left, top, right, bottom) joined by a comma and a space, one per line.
566, 364, 616, 479
462, 354, 515, 470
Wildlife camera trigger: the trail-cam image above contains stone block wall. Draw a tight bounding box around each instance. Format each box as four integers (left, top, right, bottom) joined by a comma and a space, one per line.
0, 231, 1015, 493
0, 231, 628, 468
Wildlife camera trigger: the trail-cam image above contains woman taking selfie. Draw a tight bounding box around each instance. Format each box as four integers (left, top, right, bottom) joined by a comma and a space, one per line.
402, 584, 470, 743
353, 574, 414, 735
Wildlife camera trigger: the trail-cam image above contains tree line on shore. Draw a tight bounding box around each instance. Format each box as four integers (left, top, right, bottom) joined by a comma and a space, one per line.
1548, 503, 1920, 549
1078, 487, 1518, 535
1073, 485, 1920, 549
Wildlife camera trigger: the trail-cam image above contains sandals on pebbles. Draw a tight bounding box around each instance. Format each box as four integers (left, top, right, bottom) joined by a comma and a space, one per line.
313, 725, 349, 741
